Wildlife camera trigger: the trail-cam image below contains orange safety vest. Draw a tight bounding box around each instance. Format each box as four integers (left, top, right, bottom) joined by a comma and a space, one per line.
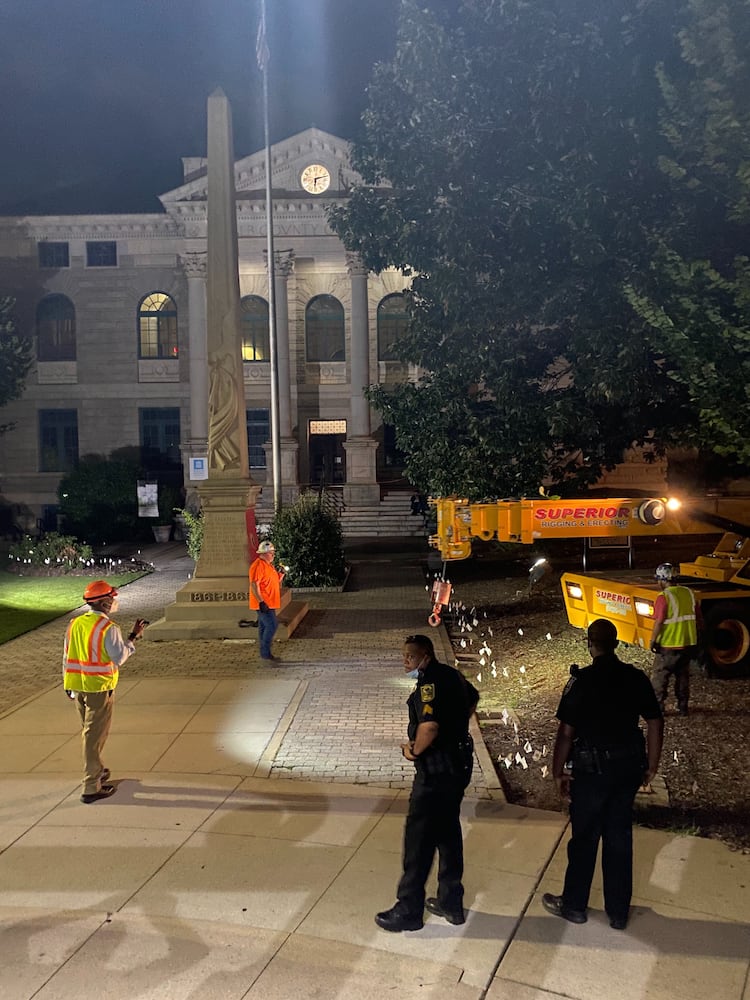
659, 586, 698, 649
63, 612, 119, 692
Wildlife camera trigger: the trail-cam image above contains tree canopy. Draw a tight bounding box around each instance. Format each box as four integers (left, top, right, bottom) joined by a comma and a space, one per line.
0, 297, 32, 434
331, 0, 720, 498
625, 0, 750, 464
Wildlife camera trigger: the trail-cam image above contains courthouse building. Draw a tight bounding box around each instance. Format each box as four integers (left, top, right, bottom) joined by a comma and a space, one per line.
0, 128, 417, 531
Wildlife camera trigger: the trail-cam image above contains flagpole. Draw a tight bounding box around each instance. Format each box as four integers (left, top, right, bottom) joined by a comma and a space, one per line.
257, 0, 282, 513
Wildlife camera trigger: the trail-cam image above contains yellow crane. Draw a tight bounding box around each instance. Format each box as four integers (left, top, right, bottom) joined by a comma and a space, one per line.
429, 495, 750, 676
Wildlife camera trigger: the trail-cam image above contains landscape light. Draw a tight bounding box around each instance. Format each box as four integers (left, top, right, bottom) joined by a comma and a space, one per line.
528, 556, 549, 590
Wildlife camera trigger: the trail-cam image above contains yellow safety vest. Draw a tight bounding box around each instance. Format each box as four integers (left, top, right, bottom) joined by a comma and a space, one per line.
659, 586, 698, 649
63, 612, 119, 692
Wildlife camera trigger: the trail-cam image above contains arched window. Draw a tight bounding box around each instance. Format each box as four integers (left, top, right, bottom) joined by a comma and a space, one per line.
241, 295, 269, 361
377, 293, 408, 361
138, 292, 178, 359
36, 294, 76, 362
306, 294, 345, 362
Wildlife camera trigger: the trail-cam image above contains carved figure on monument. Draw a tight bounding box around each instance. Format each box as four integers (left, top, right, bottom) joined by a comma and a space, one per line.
207, 351, 242, 471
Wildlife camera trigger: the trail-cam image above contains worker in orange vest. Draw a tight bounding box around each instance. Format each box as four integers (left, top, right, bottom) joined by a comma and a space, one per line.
249, 540, 285, 660
63, 580, 146, 802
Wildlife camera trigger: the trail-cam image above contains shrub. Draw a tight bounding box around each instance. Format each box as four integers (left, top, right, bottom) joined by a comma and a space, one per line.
177, 507, 204, 561
8, 532, 93, 572
270, 491, 346, 587
59, 453, 145, 544
58, 450, 183, 545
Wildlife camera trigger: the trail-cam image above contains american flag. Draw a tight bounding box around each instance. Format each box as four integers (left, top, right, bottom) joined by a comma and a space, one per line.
256, 3, 270, 73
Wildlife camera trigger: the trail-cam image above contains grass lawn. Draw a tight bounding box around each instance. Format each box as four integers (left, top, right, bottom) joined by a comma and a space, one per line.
0, 571, 149, 645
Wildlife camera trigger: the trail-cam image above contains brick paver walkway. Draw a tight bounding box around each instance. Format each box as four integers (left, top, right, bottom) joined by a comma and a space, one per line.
0, 542, 493, 793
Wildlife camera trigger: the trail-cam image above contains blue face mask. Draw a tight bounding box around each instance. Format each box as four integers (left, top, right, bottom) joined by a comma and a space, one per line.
406, 668, 420, 680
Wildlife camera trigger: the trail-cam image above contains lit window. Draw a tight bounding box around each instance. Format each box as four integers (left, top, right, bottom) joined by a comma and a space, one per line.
138, 292, 178, 359
241, 296, 269, 361
309, 419, 347, 434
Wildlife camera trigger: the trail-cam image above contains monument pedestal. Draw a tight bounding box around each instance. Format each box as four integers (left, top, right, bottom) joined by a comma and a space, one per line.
146, 478, 308, 641
145, 582, 308, 641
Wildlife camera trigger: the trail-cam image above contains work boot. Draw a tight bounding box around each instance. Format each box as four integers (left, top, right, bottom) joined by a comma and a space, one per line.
542, 893, 587, 924
374, 904, 423, 932
81, 784, 116, 804
425, 897, 465, 925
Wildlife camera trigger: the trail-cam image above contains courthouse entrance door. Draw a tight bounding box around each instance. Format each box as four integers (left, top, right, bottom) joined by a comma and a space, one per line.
309, 419, 347, 486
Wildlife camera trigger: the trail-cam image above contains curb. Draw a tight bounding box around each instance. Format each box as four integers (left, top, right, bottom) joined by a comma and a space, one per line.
434, 620, 505, 797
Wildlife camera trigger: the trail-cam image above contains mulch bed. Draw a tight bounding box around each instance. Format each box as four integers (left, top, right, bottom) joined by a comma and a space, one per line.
435, 543, 750, 853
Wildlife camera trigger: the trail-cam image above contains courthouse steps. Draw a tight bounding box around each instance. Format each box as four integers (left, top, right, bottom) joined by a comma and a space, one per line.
254, 490, 427, 539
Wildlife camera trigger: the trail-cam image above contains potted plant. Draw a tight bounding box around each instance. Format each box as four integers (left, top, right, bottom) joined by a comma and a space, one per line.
152, 484, 181, 543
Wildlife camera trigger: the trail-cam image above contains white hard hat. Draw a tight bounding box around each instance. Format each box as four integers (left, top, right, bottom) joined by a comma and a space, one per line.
257, 540, 275, 554
655, 562, 675, 581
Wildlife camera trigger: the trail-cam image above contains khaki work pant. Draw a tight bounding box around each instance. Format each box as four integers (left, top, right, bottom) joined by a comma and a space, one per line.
75, 689, 115, 795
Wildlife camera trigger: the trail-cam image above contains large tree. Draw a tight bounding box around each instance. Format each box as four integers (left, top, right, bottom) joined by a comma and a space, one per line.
625, 0, 750, 465
0, 297, 32, 434
331, 0, 695, 498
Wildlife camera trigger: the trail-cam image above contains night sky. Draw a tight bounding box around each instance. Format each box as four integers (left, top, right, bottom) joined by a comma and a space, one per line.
0, 0, 399, 215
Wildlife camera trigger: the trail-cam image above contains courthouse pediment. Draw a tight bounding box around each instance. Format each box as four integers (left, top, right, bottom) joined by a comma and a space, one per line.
159, 128, 359, 207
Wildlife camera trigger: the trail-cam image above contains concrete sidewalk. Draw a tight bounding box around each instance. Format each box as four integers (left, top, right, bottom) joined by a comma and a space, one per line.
0, 543, 748, 999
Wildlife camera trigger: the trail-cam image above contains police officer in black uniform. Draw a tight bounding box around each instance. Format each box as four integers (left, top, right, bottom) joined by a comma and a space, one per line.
375, 634, 479, 932
543, 619, 663, 931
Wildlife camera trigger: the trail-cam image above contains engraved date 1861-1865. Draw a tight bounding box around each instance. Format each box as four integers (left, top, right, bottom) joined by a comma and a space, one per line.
190, 592, 248, 602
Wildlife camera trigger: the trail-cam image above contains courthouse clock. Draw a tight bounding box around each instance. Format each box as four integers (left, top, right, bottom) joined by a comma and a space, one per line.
300, 163, 331, 194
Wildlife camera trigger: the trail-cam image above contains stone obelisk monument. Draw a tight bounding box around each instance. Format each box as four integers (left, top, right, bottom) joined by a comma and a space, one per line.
147, 91, 265, 639
195, 88, 258, 582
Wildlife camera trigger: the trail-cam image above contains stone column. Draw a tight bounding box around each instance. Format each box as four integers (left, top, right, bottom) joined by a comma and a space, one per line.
343, 251, 379, 505
264, 249, 299, 494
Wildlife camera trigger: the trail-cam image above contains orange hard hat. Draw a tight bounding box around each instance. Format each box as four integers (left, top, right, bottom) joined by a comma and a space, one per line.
83, 580, 118, 602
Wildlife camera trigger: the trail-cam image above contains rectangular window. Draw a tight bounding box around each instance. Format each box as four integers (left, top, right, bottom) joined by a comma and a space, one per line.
139, 407, 181, 472
39, 409, 78, 472
86, 240, 117, 267
246, 408, 269, 468
38, 242, 70, 268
